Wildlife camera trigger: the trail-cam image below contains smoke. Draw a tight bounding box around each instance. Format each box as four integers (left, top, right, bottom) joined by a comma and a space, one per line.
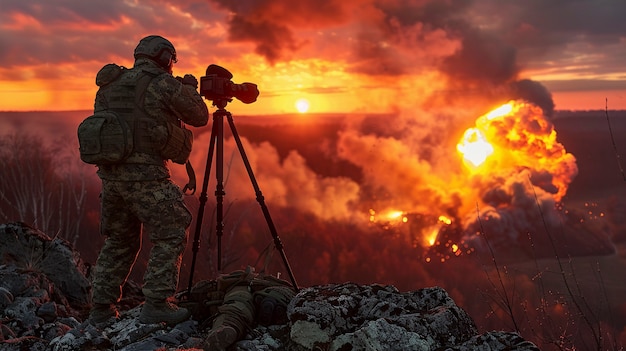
176, 99, 579, 259
507, 79, 555, 117
173, 0, 588, 258
175, 95, 574, 258
209, 0, 352, 63
178, 130, 361, 222
210, 0, 554, 111
336, 118, 456, 215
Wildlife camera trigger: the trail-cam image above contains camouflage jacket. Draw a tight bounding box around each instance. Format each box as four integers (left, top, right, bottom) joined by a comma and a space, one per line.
94, 58, 209, 181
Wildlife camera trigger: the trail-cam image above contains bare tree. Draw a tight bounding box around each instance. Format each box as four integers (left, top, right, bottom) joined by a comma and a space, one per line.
0, 132, 87, 243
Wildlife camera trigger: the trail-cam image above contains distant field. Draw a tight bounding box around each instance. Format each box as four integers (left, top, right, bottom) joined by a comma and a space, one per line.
553, 110, 626, 203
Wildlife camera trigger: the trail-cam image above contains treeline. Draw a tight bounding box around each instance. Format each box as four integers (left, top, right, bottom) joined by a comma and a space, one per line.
0, 132, 101, 250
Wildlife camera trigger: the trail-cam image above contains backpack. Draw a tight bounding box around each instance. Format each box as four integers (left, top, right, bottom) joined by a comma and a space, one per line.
78, 65, 193, 166
78, 64, 198, 192
77, 110, 134, 165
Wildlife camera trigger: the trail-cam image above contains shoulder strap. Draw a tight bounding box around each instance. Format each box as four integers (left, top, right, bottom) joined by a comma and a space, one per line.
132, 72, 157, 153
135, 72, 154, 105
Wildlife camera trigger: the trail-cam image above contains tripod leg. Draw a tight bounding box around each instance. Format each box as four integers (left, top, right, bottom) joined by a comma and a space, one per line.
215, 111, 226, 272
186, 116, 218, 295
225, 113, 299, 291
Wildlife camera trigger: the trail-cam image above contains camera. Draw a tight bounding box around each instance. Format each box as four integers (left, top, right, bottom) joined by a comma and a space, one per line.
200, 64, 259, 104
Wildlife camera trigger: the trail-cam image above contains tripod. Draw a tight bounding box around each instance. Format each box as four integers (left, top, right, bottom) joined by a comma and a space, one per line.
186, 98, 299, 293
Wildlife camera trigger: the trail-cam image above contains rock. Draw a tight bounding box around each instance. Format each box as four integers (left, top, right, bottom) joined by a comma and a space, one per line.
0, 222, 542, 351
441, 331, 542, 351
0, 222, 91, 308
37, 302, 58, 323
283, 283, 477, 350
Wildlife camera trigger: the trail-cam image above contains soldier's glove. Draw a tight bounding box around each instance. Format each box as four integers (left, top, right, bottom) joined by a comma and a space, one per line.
176, 74, 198, 89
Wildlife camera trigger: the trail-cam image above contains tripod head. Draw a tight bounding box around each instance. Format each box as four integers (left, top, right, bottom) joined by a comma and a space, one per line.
212, 98, 230, 110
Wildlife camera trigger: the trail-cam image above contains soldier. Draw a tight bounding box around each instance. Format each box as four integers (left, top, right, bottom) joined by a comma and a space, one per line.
191, 268, 296, 350
87, 35, 209, 326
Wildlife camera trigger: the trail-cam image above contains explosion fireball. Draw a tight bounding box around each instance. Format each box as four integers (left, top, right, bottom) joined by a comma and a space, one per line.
457, 128, 494, 167
457, 100, 577, 201
367, 100, 578, 259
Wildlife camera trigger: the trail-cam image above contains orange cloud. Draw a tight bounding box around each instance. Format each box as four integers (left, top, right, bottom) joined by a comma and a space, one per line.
0, 0, 625, 113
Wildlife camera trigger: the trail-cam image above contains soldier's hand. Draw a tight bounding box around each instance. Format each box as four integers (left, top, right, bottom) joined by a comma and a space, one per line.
180, 74, 198, 89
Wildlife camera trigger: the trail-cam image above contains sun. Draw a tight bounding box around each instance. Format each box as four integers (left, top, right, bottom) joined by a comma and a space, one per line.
295, 98, 310, 113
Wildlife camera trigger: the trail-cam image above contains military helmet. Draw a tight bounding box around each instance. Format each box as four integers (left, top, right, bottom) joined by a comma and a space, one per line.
133, 35, 177, 69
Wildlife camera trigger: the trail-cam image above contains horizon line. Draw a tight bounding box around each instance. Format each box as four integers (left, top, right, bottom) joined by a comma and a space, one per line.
2, 109, 626, 115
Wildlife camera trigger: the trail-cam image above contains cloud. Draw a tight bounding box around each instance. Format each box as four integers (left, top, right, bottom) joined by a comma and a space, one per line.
209, 0, 363, 64
440, 29, 519, 85
1, 0, 624, 77
1, 0, 625, 113
0, 1, 221, 70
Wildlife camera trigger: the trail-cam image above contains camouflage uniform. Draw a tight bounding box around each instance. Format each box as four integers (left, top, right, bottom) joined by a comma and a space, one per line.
90, 57, 208, 307
197, 268, 296, 350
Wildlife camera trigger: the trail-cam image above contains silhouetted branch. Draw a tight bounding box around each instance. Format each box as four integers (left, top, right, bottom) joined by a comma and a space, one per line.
475, 202, 521, 332
528, 175, 604, 350
604, 98, 626, 181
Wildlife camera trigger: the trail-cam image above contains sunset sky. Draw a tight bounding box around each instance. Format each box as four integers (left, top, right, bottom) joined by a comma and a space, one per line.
1, 0, 626, 115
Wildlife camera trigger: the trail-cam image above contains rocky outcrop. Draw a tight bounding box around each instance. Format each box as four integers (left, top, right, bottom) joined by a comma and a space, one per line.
0, 222, 541, 350
0, 222, 91, 308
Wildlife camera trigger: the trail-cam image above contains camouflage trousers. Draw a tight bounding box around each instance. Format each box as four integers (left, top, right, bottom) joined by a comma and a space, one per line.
213, 285, 255, 339
91, 178, 192, 304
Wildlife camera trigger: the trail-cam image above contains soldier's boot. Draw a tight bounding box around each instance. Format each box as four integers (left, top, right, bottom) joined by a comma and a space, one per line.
256, 296, 277, 326
139, 299, 190, 325
203, 325, 238, 351
88, 303, 119, 326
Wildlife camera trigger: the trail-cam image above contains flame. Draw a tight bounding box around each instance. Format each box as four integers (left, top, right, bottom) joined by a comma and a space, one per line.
368, 209, 408, 224
425, 228, 438, 246
457, 128, 494, 167
484, 102, 513, 120
423, 215, 452, 247
457, 102, 516, 168
386, 210, 404, 220
438, 215, 452, 225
